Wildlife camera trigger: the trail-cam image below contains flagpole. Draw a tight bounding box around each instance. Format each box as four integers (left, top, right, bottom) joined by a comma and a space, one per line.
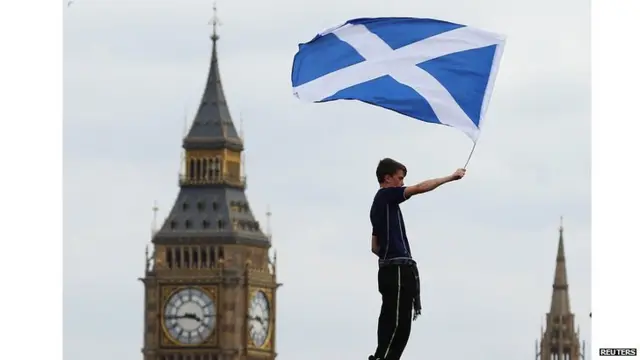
463, 140, 478, 169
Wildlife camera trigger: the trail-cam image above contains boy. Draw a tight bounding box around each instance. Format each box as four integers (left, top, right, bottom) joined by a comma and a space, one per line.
369, 158, 466, 360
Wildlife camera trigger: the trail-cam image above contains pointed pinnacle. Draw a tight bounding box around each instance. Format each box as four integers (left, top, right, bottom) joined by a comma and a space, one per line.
550, 225, 571, 314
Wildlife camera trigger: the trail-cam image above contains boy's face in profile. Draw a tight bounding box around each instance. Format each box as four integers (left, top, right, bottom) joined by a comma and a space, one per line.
383, 169, 405, 187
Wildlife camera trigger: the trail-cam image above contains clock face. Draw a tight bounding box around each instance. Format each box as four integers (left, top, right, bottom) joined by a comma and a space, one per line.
163, 287, 216, 345
248, 290, 270, 347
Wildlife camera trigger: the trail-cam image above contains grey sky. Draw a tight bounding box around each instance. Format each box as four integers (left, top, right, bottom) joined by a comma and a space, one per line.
63, 0, 590, 359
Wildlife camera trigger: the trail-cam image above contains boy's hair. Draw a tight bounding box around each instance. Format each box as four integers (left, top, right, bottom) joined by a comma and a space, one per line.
376, 158, 407, 184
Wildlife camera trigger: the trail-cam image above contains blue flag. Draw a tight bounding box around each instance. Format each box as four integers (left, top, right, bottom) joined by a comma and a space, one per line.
291, 17, 506, 141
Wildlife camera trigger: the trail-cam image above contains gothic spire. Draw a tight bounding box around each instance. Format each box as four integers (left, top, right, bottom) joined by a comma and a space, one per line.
183, 4, 242, 151
549, 218, 571, 315
536, 219, 585, 360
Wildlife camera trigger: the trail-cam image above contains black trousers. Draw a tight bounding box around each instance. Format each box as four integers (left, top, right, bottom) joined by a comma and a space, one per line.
374, 264, 418, 360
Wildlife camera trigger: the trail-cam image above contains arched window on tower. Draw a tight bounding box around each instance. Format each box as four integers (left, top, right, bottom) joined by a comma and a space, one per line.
201, 246, 208, 268
208, 247, 216, 267
166, 248, 173, 269
192, 247, 199, 268
196, 159, 202, 181
175, 248, 182, 268
183, 248, 190, 268
189, 159, 195, 180
213, 157, 221, 178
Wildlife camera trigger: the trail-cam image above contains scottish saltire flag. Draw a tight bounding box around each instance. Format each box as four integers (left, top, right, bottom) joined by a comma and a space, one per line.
291, 17, 506, 141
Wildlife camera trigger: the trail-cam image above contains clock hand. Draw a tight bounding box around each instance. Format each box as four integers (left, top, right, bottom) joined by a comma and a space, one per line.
183, 312, 203, 322
165, 314, 189, 320
249, 315, 268, 328
166, 313, 203, 322
253, 314, 266, 323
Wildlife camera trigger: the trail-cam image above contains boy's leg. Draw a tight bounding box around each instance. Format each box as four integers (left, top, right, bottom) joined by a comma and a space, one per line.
373, 265, 416, 360
373, 265, 399, 359
383, 266, 417, 360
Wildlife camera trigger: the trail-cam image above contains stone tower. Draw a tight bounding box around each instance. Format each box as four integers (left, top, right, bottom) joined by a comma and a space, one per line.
140, 9, 279, 360
536, 221, 585, 360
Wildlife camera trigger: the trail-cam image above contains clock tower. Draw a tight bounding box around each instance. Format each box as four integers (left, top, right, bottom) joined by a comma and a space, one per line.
140, 10, 279, 360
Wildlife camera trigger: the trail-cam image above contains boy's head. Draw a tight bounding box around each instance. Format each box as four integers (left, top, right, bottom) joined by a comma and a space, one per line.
376, 158, 407, 187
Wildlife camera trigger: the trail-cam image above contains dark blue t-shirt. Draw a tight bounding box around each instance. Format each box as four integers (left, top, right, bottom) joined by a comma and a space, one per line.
370, 187, 412, 261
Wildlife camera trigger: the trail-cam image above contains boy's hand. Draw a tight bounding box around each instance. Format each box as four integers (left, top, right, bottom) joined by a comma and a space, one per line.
450, 168, 466, 180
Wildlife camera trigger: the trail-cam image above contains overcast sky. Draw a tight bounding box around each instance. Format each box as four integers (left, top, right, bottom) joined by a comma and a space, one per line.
63, 0, 590, 359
